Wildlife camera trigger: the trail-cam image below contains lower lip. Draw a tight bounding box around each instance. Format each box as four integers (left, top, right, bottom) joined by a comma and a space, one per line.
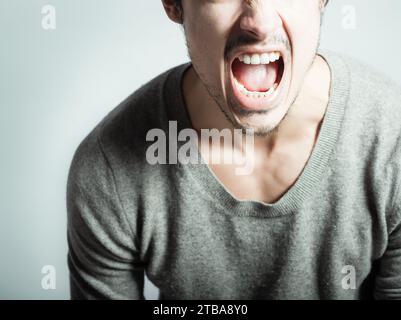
229, 62, 284, 112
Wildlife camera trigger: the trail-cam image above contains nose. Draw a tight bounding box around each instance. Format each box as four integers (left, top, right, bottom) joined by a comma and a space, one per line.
239, 0, 283, 41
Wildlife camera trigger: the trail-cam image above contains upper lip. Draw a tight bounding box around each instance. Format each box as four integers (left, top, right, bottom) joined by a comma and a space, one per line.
228, 45, 286, 66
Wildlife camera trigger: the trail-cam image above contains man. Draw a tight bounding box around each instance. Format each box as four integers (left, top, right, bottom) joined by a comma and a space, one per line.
67, 0, 401, 299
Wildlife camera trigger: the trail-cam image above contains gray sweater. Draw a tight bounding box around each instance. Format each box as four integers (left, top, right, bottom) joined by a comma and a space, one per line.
67, 51, 401, 300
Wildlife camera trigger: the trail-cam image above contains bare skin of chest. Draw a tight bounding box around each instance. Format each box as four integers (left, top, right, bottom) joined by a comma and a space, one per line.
199, 129, 319, 204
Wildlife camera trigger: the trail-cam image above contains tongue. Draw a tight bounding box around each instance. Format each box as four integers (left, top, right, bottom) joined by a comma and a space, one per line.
232, 59, 279, 92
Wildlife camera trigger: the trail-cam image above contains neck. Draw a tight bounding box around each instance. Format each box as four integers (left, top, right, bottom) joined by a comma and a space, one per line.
183, 54, 331, 153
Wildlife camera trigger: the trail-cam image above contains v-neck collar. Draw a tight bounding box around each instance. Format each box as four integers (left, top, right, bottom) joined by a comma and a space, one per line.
164, 50, 350, 218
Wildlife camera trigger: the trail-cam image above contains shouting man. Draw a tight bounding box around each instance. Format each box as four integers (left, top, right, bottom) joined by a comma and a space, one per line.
67, 0, 401, 299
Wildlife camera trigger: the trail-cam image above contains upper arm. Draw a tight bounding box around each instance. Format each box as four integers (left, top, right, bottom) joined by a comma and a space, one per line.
67, 132, 145, 300
374, 189, 401, 300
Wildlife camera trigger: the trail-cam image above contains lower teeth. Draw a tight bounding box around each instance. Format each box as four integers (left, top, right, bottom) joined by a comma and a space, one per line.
234, 79, 278, 98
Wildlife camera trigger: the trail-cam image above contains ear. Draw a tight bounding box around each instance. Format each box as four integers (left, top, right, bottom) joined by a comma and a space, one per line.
161, 0, 183, 24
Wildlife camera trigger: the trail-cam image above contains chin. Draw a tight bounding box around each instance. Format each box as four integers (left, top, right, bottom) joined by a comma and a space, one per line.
229, 109, 286, 136
224, 85, 290, 135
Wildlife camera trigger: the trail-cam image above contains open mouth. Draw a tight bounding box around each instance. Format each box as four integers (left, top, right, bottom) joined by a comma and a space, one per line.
230, 51, 285, 111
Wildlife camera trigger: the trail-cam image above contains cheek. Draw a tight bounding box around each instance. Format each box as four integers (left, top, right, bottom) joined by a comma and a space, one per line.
291, 18, 321, 65
279, 3, 322, 82
184, 5, 240, 90
184, 4, 240, 62
281, 1, 321, 54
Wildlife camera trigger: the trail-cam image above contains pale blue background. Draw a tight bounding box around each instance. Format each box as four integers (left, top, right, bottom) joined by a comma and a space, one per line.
0, 0, 400, 299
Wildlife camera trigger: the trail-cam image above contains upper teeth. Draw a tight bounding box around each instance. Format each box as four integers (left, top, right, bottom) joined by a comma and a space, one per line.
238, 52, 281, 65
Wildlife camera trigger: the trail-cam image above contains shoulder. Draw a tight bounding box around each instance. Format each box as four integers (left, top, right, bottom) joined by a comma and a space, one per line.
69, 64, 187, 185
67, 63, 190, 226
343, 53, 401, 151
322, 50, 401, 106
323, 50, 401, 144
333, 51, 401, 118
323, 51, 401, 223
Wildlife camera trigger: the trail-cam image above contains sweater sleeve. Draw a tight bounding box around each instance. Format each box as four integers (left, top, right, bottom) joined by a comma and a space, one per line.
66, 130, 145, 300
374, 187, 401, 300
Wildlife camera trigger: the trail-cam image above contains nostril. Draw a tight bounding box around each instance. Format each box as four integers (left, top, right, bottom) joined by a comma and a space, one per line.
240, 16, 266, 39
240, 14, 257, 30
239, 7, 283, 38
